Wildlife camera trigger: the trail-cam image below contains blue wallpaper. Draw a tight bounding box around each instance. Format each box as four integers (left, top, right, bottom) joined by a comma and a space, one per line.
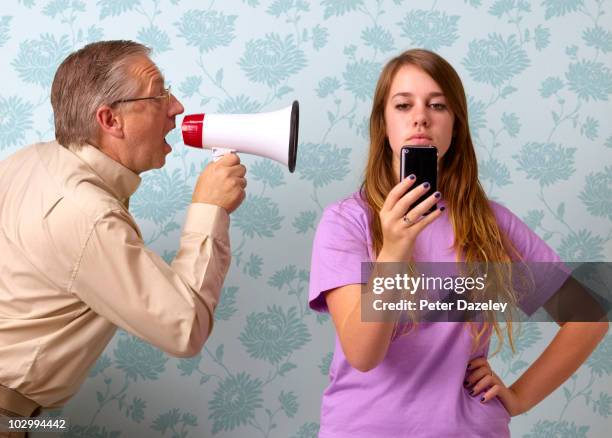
1, 0, 611, 437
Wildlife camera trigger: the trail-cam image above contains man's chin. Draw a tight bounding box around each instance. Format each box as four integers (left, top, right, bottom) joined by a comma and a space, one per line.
150, 155, 167, 172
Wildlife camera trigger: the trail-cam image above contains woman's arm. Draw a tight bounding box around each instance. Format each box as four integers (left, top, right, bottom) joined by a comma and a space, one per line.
467, 321, 608, 416
509, 321, 608, 414
508, 275, 611, 413
326, 283, 395, 372
325, 178, 443, 372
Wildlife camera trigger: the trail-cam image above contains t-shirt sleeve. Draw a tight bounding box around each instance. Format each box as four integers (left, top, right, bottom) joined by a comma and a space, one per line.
493, 202, 570, 316
308, 201, 371, 313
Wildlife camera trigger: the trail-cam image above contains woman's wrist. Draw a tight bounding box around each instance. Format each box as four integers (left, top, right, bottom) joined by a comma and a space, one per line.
377, 246, 411, 263
507, 383, 532, 416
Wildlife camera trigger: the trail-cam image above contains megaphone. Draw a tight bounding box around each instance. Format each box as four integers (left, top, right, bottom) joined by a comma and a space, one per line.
181, 100, 299, 173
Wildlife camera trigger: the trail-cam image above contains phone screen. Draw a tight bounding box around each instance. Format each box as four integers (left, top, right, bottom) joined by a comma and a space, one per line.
400, 145, 438, 214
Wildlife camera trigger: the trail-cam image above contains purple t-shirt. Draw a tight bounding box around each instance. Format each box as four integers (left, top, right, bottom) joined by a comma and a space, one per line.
309, 192, 566, 438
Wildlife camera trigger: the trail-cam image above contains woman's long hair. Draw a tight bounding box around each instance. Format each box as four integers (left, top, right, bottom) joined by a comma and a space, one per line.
362, 49, 522, 353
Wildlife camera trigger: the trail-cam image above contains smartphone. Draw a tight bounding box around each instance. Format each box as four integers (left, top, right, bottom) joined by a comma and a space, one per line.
400, 145, 438, 214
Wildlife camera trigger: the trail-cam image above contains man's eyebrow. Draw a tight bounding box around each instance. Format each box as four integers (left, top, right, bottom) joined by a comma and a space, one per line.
391, 91, 445, 98
152, 75, 166, 87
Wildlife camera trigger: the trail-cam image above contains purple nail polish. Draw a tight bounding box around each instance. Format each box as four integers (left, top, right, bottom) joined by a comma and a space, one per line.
469, 390, 474, 396
463, 380, 468, 386
480, 397, 485, 402
440, 206, 445, 212
423, 182, 430, 189
408, 174, 416, 180
434, 192, 441, 198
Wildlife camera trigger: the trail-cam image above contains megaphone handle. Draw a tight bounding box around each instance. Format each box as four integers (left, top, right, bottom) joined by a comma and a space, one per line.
212, 147, 236, 161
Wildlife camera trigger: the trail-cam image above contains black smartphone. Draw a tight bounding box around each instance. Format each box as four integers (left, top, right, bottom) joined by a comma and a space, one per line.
400, 145, 438, 214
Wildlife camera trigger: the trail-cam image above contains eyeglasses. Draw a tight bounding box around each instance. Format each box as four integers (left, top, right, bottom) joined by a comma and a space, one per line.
110, 85, 172, 107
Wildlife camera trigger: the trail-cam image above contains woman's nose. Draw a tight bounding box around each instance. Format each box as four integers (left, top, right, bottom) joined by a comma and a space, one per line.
412, 114, 429, 127
411, 106, 429, 127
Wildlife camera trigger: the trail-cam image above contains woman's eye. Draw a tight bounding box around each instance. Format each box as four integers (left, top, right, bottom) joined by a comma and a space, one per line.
395, 103, 411, 110
430, 103, 447, 110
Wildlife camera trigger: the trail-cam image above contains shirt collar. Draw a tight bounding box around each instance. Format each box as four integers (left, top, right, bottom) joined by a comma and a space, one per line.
68, 143, 141, 201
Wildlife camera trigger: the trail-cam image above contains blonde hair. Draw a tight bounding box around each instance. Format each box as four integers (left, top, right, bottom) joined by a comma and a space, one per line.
51, 40, 151, 147
362, 49, 522, 354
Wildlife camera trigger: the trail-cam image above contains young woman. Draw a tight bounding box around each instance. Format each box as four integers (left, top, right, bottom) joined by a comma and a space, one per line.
308, 49, 608, 437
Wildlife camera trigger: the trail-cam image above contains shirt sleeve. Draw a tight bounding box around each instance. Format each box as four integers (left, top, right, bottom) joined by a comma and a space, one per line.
493, 202, 570, 316
309, 201, 371, 313
68, 203, 230, 357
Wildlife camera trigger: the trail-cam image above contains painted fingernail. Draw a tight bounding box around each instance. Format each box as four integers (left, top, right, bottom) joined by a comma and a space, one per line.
408, 174, 416, 180
469, 389, 474, 396
423, 182, 430, 189
466, 364, 471, 370
440, 206, 446, 212
434, 192, 441, 198
480, 397, 485, 402
463, 380, 468, 386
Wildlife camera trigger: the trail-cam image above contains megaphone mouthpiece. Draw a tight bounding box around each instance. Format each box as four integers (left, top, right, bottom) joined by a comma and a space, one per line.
182, 114, 205, 148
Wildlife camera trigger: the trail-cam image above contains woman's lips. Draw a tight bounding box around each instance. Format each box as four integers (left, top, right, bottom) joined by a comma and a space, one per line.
407, 137, 432, 145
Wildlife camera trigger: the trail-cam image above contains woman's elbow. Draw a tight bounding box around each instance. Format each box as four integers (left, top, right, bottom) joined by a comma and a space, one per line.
351, 361, 379, 373
583, 320, 609, 339
594, 320, 609, 338
337, 334, 389, 372
564, 320, 609, 343
344, 350, 384, 372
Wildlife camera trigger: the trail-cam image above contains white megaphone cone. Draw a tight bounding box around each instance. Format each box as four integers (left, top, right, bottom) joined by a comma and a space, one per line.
181, 100, 299, 173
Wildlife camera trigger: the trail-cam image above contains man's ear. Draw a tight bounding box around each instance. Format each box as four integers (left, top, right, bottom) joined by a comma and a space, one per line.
95, 105, 125, 139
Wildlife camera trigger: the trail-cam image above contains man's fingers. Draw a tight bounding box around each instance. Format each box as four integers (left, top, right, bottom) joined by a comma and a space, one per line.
227, 164, 247, 177
216, 152, 240, 166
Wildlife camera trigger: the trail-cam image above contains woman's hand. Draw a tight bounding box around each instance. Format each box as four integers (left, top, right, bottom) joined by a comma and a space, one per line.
465, 357, 528, 417
378, 175, 444, 261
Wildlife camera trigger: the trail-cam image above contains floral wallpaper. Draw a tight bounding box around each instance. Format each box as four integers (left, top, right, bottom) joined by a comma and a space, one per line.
1, 0, 611, 437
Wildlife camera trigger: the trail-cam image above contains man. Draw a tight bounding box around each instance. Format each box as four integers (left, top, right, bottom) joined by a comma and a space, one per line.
0, 40, 246, 432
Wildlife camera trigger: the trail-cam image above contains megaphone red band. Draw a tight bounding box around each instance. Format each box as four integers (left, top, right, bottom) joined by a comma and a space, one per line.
182, 114, 205, 148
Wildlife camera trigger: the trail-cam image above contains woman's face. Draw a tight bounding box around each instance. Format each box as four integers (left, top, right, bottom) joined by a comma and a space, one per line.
384, 64, 455, 177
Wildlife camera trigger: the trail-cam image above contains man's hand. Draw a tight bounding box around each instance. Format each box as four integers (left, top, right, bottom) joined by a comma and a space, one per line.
192, 153, 246, 214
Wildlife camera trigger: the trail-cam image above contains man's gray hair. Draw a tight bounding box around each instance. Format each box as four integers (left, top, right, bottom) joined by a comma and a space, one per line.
50, 40, 151, 147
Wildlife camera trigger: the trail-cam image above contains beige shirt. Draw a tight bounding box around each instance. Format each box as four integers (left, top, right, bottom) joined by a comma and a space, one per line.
0, 141, 230, 408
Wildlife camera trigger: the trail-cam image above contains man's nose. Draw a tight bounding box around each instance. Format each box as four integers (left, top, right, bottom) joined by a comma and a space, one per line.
168, 94, 184, 116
